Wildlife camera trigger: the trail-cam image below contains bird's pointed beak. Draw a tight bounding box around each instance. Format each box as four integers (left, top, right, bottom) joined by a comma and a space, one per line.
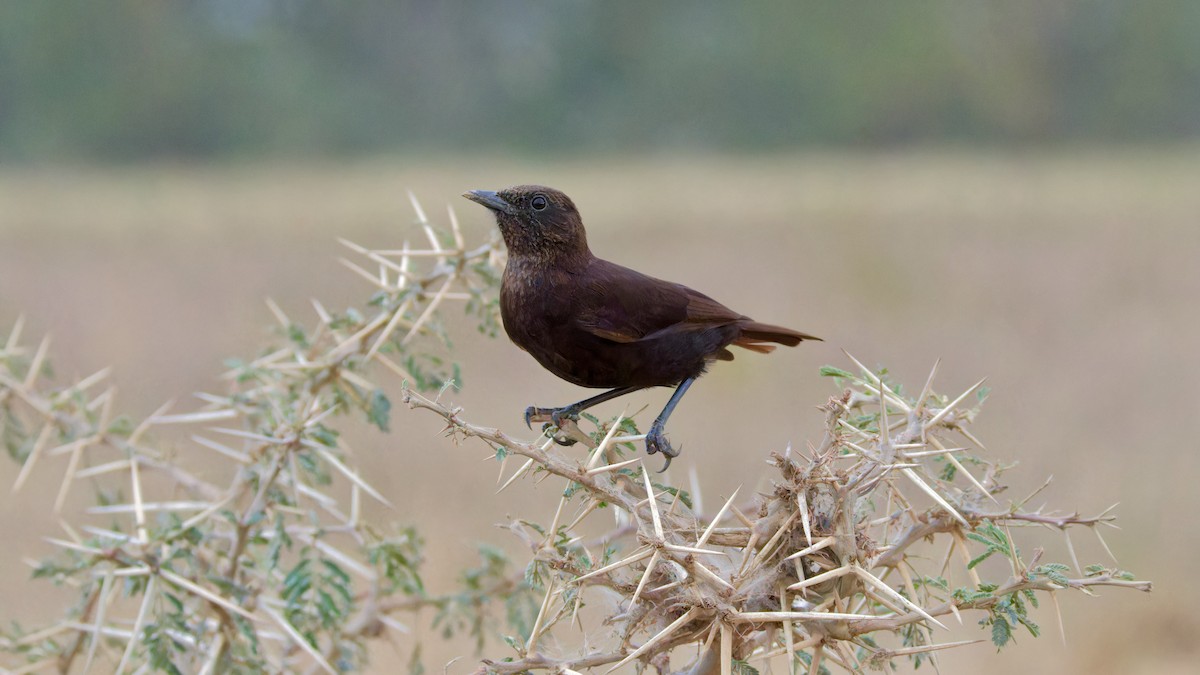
462, 190, 516, 215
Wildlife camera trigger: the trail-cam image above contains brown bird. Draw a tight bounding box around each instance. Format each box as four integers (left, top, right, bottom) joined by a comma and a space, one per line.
463, 185, 819, 470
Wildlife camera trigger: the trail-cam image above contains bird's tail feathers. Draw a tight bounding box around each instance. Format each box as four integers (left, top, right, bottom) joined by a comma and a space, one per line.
736, 321, 820, 348
730, 339, 777, 354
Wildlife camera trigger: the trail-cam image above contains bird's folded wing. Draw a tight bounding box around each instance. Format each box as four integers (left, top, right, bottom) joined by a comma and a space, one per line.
575, 260, 743, 344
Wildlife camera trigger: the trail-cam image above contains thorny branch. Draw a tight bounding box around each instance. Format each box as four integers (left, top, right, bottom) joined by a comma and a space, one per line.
405, 363, 1152, 674
0, 197, 510, 673
0, 197, 1150, 675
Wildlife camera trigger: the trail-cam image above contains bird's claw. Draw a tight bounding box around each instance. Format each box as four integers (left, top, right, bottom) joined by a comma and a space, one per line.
645, 426, 679, 473
524, 405, 580, 429
540, 423, 578, 447
526, 406, 580, 446
523, 406, 544, 430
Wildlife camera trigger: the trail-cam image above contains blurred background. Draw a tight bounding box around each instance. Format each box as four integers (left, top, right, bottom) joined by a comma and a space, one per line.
1, 1, 1197, 672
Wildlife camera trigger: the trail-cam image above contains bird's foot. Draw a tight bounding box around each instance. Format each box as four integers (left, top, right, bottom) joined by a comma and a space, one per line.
645, 424, 679, 473
540, 423, 578, 447
525, 405, 581, 446
523, 405, 581, 429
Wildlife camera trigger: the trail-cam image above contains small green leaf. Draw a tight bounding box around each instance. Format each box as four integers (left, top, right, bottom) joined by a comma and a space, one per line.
163, 591, 185, 613
1033, 562, 1070, 583
940, 461, 958, 481
820, 365, 854, 379
367, 390, 391, 432
990, 616, 1012, 648
286, 324, 309, 348
967, 550, 995, 569
367, 290, 390, 307
562, 481, 584, 499
653, 483, 693, 509
322, 560, 351, 585
731, 659, 760, 675
107, 415, 135, 437
921, 576, 949, 591
408, 644, 426, 675
794, 651, 832, 675
1022, 588, 1039, 609
1018, 613, 1040, 637
309, 424, 340, 447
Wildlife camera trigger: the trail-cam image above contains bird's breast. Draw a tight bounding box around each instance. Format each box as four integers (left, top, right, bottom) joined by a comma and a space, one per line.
499, 264, 609, 386
500, 265, 573, 345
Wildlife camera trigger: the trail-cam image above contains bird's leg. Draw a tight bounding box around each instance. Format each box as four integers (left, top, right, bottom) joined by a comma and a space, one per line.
524, 386, 644, 445
645, 377, 695, 472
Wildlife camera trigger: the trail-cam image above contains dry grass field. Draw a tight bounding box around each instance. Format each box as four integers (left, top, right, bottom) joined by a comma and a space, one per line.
0, 151, 1196, 672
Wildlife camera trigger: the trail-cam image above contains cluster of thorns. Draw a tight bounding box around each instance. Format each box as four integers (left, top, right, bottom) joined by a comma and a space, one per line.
407, 350, 1145, 675
0, 198, 1148, 674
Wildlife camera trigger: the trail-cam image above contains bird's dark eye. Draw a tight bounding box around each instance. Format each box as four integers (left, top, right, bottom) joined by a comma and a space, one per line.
530, 194, 548, 211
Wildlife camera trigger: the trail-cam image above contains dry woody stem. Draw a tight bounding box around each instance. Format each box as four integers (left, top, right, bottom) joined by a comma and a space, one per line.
0, 198, 1149, 674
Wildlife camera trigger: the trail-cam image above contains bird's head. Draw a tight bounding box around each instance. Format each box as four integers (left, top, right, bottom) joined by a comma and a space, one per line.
462, 185, 590, 260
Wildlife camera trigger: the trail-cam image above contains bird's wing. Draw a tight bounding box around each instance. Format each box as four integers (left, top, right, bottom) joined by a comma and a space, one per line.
575, 259, 743, 344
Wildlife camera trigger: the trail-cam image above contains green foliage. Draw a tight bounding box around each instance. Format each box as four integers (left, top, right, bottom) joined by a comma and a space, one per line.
287, 323, 310, 349
144, 611, 188, 675
408, 644, 426, 675
919, 575, 949, 592
282, 555, 357, 642
466, 287, 503, 339
653, 481, 694, 510
1085, 564, 1137, 581
898, 623, 932, 669
427, 545, 538, 653
731, 658, 760, 674
980, 590, 1041, 649
1032, 563, 1071, 587
1, 411, 29, 462
953, 584, 996, 606
369, 529, 425, 595
966, 522, 1017, 569
0, 217, 513, 672
795, 650, 832, 675
523, 560, 548, 592
580, 414, 642, 457
938, 457, 958, 482
367, 389, 392, 432
819, 365, 854, 380
0, 212, 1153, 673
3, 4, 1198, 160
401, 354, 462, 393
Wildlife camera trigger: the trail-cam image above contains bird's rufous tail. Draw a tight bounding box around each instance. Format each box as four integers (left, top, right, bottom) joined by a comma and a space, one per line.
732, 321, 821, 353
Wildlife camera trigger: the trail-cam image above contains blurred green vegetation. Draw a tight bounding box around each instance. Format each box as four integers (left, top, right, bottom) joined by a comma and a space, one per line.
1, 1, 1197, 162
